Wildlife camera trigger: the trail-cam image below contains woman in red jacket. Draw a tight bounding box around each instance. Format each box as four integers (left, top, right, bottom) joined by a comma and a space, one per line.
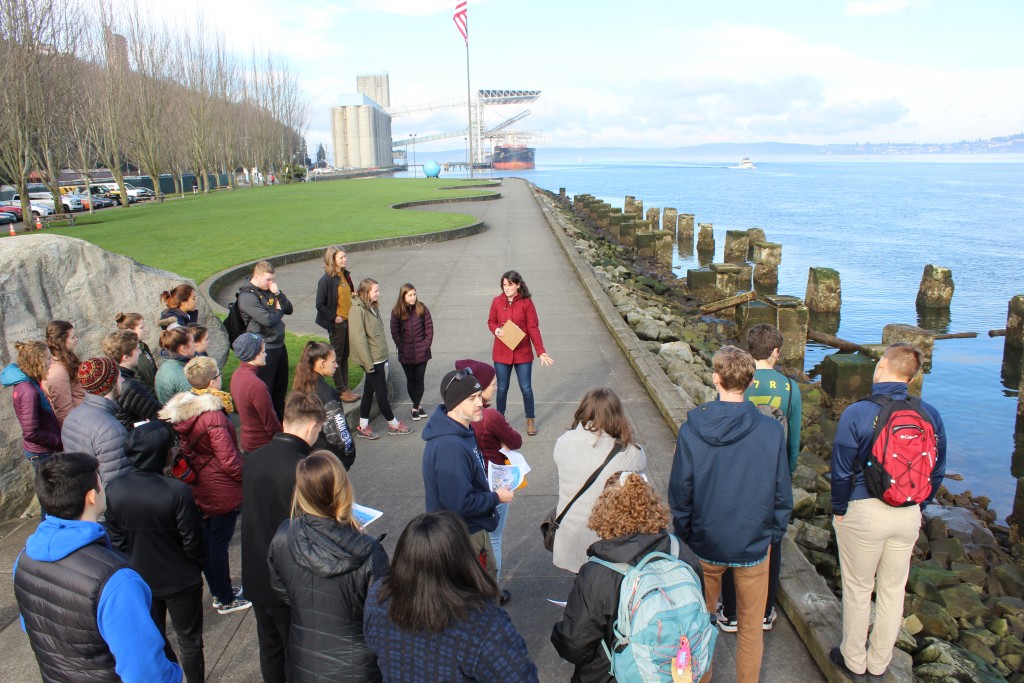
487, 270, 554, 436
159, 356, 250, 616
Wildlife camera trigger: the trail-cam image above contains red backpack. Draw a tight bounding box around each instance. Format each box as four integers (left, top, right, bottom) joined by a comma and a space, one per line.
857, 394, 938, 507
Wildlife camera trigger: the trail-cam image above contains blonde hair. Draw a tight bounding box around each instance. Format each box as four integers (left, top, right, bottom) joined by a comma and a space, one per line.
102, 330, 139, 363
291, 451, 358, 528
15, 341, 50, 382
184, 356, 219, 389
323, 245, 347, 277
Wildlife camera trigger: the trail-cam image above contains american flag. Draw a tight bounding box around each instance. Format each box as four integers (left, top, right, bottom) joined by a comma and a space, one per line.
453, 1, 468, 45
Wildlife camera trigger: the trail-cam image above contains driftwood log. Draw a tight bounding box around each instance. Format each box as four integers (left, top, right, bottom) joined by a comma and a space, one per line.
699, 290, 756, 315
989, 329, 1007, 338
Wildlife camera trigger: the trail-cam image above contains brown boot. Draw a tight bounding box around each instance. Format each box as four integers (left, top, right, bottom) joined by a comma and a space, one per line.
340, 390, 361, 403
526, 418, 537, 436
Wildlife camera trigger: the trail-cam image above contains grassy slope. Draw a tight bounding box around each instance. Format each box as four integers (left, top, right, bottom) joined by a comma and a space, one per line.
35, 178, 494, 282
218, 332, 365, 396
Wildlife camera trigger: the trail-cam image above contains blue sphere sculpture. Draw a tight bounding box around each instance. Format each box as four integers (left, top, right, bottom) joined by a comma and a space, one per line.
423, 161, 441, 178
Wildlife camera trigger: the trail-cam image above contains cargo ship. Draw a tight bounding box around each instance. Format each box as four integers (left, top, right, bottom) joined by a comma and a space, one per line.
491, 145, 535, 170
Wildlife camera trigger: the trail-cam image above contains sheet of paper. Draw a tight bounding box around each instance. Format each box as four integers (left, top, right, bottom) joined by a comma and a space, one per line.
546, 599, 567, 607
352, 503, 383, 528
499, 449, 532, 477
498, 319, 526, 350
487, 462, 528, 491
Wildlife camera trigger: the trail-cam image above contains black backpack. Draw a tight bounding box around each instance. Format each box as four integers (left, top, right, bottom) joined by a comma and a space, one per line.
224, 286, 254, 344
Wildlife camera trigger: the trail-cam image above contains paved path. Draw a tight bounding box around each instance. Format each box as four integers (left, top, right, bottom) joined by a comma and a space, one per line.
0, 178, 824, 681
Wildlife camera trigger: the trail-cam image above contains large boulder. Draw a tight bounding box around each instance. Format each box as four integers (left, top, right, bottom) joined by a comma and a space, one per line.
914, 637, 1009, 683
0, 234, 228, 521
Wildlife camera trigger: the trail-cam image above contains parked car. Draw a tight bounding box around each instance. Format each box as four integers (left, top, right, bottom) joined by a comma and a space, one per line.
26, 191, 84, 213
87, 194, 115, 209
81, 184, 137, 205
0, 212, 15, 226
0, 203, 23, 220
9, 196, 56, 217
122, 182, 155, 199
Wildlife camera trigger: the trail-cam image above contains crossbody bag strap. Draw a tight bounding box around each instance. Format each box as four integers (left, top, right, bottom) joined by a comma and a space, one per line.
554, 444, 623, 525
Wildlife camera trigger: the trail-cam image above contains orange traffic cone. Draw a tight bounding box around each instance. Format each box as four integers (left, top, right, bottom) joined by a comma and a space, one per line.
8, 223, 16, 236
36, 216, 43, 230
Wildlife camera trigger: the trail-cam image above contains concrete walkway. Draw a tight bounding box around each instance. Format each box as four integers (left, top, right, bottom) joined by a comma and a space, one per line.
0, 178, 824, 681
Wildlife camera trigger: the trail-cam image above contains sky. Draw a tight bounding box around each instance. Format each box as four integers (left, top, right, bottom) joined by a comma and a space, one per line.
154, 0, 1024, 160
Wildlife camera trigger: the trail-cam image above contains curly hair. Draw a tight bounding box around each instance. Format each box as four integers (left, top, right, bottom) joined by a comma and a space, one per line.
588, 472, 670, 539
15, 340, 50, 382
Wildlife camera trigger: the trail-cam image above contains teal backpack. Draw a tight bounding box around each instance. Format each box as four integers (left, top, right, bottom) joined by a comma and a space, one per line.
589, 535, 717, 682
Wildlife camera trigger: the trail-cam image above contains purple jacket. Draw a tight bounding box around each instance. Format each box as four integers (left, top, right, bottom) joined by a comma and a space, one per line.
2, 364, 62, 454
390, 305, 433, 365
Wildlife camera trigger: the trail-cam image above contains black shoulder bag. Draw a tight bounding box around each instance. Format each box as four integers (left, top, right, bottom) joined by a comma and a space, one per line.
540, 444, 623, 552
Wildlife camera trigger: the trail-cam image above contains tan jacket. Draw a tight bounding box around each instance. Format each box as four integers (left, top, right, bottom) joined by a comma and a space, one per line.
43, 361, 85, 427
347, 297, 390, 371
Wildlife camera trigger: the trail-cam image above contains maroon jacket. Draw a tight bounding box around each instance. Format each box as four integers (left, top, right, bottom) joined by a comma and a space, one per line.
230, 362, 281, 452
471, 404, 523, 467
487, 294, 546, 365
160, 391, 243, 518
8, 375, 62, 454
390, 305, 434, 365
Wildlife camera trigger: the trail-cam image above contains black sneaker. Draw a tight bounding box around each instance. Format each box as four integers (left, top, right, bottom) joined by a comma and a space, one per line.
866, 671, 887, 683
829, 647, 866, 683
499, 589, 511, 606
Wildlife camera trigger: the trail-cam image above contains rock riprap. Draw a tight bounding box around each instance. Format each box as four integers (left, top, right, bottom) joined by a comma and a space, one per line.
0, 234, 228, 520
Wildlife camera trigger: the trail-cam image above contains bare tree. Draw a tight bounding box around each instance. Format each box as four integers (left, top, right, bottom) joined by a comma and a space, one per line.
96, 1, 133, 207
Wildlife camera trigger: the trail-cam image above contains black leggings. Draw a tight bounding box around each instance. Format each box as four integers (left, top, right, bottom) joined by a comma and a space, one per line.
360, 361, 394, 422
401, 362, 428, 408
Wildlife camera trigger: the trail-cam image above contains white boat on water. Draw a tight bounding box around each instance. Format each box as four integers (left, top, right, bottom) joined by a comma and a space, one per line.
735, 156, 756, 169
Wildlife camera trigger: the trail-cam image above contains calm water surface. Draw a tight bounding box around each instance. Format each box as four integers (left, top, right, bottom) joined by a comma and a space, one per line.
427, 157, 1024, 517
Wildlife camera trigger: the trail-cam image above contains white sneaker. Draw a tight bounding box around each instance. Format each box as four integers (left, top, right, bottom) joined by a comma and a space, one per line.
763, 606, 777, 631
211, 585, 243, 609
217, 598, 252, 615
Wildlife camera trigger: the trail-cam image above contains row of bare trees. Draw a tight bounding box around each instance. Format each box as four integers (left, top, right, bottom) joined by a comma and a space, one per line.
0, 0, 309, 221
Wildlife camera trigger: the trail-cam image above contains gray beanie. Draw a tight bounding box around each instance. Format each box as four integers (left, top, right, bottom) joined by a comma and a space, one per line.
232, 333, 264, 362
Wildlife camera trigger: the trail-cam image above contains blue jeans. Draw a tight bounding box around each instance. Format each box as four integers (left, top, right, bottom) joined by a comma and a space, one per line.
203, 509, 239, 604
489, 502, 510, 579
495, 362, 535, 418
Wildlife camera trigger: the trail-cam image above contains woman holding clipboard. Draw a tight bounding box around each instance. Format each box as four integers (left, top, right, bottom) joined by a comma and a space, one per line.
487, 270, 554, 436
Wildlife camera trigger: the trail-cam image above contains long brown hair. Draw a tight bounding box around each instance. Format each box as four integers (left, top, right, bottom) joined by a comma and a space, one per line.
160, 284, 195, 310
159, 327, 193, 354
571, 387, 634, 447
292, 341, 334, 395
45, 321, 81, 377
323, 245, 347, 277
356, 278, 379, 309
391, 283, 425, 321
291, 451, 357, 527
15, 341, 50, 382
379, 511, 497, 633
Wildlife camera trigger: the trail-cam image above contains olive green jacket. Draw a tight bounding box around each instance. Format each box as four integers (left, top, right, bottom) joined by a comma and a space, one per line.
347, 297, 390, 372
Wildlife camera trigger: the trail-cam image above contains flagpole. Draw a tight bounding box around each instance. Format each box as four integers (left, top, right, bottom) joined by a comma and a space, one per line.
465, 41, 474, 179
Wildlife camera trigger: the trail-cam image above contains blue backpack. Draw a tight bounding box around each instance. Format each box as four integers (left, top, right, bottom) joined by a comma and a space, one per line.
590, 535, 717, 683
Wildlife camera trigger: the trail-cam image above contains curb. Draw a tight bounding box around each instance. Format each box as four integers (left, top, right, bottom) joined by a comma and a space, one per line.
527, 185, 912, 683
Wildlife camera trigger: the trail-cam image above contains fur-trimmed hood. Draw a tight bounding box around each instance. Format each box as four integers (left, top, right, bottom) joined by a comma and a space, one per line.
158, 391, 226, 424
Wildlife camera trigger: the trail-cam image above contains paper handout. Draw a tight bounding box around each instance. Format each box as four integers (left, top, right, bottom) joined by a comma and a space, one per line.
352, 503, 383, 528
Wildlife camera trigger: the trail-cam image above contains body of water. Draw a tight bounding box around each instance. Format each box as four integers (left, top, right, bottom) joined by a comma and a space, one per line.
414, 156, 1024, 517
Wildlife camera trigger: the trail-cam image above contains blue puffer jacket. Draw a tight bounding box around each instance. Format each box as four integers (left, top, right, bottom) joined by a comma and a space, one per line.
668, 400, 793, 566
830, 382, 946, 516
421, 407, 499, 534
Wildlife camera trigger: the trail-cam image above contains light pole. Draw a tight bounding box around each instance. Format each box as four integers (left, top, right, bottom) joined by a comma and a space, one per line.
409, 134, 417, 177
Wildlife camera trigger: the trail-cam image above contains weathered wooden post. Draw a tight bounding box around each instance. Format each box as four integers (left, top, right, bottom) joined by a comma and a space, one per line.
608, 210, 623, 239
686, 268, 719, 302
766, 295, 809, 371
821, 352, 876, 420
645, 207, 661, 230
881, 323, 933, 394
663, 208, 678, 234
746, 227, 766, 259
620, 220, 638, 248
1002, 295, 1024, 386
636, 232, 656, 259
752, 242, 782, 287
654, 231, 674, 269
624, 196, 637, 216
724, 230, 749, 263
697, 222, 715, 252
916, 264, 954, 309
805, 267, 841, 313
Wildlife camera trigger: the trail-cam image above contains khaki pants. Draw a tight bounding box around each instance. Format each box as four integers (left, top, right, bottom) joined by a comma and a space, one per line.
835, 498, 921, 676
468, 528, 498, 584
701, 551, 770, 683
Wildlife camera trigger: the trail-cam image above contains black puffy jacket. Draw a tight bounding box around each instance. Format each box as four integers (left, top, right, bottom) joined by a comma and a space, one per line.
268, 514, 389, 683
104, 420, 204, 598
115, 366, 162, 430
550, 532, 705, 683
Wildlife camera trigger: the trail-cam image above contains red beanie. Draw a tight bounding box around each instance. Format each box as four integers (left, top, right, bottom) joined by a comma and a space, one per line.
454, 359, 495, 391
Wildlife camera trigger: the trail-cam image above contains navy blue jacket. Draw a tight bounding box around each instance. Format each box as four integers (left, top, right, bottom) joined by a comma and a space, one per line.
668, 400, 793, 566
421, 406, 499, 534
830, 382, 946, 516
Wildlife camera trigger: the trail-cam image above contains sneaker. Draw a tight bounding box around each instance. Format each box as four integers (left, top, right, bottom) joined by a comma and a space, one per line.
762, 606, 777, 631
216, 598, 252, 615
388, 421, 413, 435
355, 425, 380, 440
829, 647, 866, 683
211, 585, 243, 609
715, 605, 738, 633
866, 672, 886, 683
411, 408, 422, 421
499, 589, 511, 606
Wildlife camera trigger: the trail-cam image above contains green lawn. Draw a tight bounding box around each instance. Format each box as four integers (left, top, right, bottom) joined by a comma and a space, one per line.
33, 178, 496, 282
220, 332, 365, 396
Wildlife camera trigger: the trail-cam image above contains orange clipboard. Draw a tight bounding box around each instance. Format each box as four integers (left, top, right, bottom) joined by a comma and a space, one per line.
498, 319, 526, 351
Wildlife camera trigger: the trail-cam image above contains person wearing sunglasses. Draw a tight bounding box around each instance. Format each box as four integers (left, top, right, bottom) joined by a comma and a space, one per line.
422, 368, 515, 601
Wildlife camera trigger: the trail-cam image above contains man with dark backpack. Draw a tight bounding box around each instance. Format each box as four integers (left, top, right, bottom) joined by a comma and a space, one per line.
829, 343, 946, 683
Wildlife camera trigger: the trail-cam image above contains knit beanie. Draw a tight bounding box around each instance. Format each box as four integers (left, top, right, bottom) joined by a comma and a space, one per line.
232, 333, 264, 362
454, 359, 495, 392
78, 357, 119, 396
440, 368, 482, 412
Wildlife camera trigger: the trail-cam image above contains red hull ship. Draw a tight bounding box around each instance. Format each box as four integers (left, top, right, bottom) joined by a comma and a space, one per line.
491, 145, 535, 170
